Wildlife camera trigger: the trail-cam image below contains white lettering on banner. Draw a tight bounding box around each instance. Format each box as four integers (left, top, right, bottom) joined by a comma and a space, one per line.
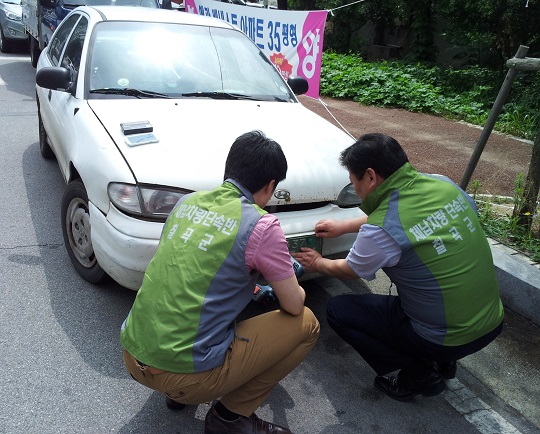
301, 29, 320, 79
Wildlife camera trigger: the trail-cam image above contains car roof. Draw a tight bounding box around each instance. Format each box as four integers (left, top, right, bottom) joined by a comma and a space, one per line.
76, 5, 235, 29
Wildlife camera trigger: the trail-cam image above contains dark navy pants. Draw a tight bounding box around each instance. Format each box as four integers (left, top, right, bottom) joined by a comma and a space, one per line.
327, 293, 503, 376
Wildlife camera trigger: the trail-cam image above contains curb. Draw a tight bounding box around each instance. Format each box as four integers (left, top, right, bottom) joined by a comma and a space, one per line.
489, 238, 540, 326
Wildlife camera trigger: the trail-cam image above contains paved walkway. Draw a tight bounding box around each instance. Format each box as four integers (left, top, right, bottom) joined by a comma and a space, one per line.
299, 96, 534, 197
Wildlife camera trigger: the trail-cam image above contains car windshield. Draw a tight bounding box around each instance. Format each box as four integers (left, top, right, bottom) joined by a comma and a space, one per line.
87, 21, 295, 101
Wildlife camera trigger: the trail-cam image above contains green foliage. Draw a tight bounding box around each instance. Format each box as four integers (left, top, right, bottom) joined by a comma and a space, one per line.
289, 0, 540, 69
437, 0, 540, 59
320, 52, 540, 140
470, 177, 540, 262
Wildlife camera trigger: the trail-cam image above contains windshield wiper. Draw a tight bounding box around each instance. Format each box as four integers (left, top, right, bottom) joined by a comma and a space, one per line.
180, 91, 261, 101
89, 88, 170, 99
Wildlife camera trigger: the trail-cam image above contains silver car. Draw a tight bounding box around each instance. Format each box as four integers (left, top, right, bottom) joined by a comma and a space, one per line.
35, 6, 361, 290
0, 0, 28, 52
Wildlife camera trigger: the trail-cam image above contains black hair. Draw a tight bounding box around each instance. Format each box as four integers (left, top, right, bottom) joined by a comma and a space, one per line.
339, 133, 409, 180
224, 130, 287, 194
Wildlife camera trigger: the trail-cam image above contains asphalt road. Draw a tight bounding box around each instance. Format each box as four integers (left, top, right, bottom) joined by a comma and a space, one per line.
1, 49, 539, 434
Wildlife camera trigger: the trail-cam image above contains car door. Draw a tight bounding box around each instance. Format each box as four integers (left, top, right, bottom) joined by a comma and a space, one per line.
38, 12, 88, 178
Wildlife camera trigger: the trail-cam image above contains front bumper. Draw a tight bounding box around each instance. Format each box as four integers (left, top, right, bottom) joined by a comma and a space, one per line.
90, 202, 363, 291
3, 21, 28, 41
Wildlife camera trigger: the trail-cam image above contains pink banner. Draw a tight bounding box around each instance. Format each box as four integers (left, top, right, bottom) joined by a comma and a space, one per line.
184, 0, 327, 99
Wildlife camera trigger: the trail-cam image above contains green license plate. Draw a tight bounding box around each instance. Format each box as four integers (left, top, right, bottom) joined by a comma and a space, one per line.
287, 235, 322, 254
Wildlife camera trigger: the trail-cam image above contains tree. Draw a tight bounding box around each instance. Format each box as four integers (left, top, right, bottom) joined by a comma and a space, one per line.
436, 0, 540, 63
514, 126, 540, 232
408, 0, 437, 62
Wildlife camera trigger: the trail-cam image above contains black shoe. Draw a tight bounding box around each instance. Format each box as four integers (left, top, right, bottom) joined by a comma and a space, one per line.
374, 371, 446, 402
165, 396, 186, 411
435, 360, 457, 379
205, 406, 292, 434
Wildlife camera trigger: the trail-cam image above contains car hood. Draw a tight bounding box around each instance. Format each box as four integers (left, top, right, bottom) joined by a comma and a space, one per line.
88, 99, 355, 204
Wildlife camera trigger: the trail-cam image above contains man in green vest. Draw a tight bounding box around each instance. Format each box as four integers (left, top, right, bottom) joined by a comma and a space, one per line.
293, 133, 503, 402
121, 130, 320, 433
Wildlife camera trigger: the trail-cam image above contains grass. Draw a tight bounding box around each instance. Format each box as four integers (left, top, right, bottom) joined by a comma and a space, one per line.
470, 178, 539, 262
318, 51, 539, 261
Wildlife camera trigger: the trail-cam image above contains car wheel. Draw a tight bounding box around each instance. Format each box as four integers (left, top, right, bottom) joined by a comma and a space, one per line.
0, 27, 11, 53
30, 37, 40, 68
38, 111, 55, 159
61, 179, 106, 284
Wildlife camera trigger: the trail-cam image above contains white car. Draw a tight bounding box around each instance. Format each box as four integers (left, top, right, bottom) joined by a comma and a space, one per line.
35, 5, 362, 290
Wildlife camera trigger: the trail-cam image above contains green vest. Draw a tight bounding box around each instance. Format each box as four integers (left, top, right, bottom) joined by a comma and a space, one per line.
121, 181, 266, 372
361, 163, 504, 346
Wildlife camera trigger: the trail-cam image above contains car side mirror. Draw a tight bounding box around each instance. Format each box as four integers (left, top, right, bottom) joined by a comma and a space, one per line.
36, 67, 73, 92
287, 76, 309, 96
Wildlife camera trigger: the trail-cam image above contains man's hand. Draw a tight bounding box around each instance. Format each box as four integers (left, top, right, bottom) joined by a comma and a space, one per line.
291, 247, 322, 273
293, 248, 359, 280
314, 219, 344, 238
315, 216, 368, 238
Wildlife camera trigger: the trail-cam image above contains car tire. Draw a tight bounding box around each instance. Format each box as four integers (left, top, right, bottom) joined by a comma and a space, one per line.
0, 27, 12, 53
38, 111, 55, 159
30, 37, 40, 68
61, 179, 106, 284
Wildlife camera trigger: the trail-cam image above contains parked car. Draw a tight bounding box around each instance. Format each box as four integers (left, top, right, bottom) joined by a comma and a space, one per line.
0, 0, 28, 52
35, 5, 362, 290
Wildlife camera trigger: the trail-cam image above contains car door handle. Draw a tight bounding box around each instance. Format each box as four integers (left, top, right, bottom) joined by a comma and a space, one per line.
48, 90, 52, 101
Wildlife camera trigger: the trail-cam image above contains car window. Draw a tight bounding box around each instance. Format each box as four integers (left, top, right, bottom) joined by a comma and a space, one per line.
60, 17, 88, 85
47, 14, 81, 66
87, 21, 294, 101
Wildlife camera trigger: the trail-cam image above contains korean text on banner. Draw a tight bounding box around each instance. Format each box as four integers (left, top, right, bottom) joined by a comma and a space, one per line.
183, 0, 327, 99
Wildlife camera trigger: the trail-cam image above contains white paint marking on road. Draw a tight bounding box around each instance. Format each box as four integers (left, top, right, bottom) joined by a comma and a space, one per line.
322, 279, 523, 434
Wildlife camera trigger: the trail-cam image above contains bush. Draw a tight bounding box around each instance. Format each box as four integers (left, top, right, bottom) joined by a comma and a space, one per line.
320, 52, 540, 140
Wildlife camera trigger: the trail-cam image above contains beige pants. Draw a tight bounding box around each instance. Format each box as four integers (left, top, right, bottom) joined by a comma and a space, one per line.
124, 307, 320, 416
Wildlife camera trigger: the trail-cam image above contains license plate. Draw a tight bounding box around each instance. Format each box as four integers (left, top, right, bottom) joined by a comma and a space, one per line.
287, 235, 322, 254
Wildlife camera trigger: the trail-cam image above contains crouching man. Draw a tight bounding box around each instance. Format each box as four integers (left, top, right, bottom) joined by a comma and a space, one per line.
293, 133, 503, 401
121, 131, 319, 433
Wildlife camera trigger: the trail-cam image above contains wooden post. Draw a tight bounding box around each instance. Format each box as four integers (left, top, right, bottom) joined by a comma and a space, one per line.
459, 45, 529, 190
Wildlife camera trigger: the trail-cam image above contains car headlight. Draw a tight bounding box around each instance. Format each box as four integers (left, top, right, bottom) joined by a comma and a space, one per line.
6, 11, 22, 21
334, 183, 361, 207
108, 183, 190, 220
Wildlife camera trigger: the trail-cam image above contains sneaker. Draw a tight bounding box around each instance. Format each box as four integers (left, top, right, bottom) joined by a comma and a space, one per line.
204, 406, 292, 434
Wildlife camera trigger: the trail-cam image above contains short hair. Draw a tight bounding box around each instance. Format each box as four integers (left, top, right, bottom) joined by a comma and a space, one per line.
224, 130, 287, 194
339, 133, 409, 180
